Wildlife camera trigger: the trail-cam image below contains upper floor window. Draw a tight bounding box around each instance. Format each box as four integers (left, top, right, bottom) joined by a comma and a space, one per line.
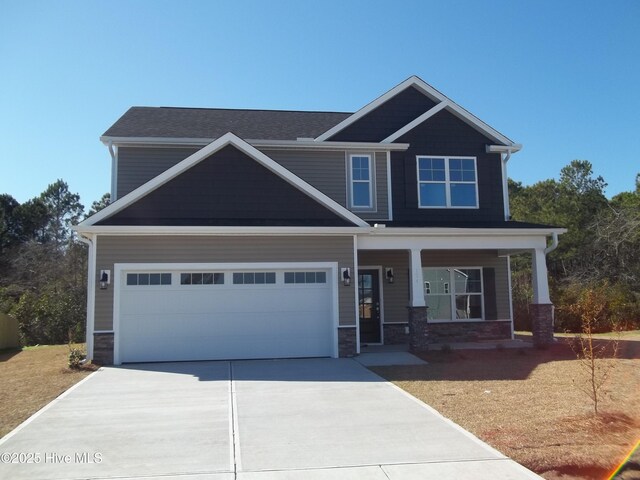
417, 156, 478, 208
349, 154, 373, 209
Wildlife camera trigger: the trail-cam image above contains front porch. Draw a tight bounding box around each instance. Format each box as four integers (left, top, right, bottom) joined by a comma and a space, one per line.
353, 228, 560, 355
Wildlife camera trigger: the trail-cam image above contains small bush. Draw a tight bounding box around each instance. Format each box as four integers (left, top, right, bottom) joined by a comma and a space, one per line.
68, 346, 85, 369
440, 343, 452, 354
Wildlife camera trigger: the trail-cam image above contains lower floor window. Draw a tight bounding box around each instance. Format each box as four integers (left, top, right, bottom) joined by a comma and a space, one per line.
423, 268, 483, 320
233, 272, 276, 284
127, 273, 172, 286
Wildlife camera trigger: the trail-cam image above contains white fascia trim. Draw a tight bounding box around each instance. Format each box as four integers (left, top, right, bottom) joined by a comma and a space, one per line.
382, 102, 449, 143
316, 75, 517, 146
81, 132, 368, 228
365, 227, 567, 236
100, 136, 410, 152
74, 226, 366, 236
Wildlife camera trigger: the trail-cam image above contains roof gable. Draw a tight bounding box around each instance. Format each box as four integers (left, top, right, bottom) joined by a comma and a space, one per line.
79, 133, 368, 228
316, 76, 516, 146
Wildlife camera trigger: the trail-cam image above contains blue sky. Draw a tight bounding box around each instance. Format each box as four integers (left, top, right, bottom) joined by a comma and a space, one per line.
1, 0, 638, 208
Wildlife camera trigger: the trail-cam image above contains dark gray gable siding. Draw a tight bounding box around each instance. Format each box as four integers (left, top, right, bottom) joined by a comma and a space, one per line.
391, 109, 505, 224
328, 86, 438, 142
98, 145, 354, 227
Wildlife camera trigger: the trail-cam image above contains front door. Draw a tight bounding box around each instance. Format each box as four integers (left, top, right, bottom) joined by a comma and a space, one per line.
358, 269, 381, 344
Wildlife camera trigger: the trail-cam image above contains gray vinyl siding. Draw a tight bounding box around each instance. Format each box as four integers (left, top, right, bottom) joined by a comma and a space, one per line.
358, 249, 511, 323
358, 152, 389, 221
94, 235, 355, 331
117, 147, 199, 198
421, 250, 510, 320
358, 250, 409, 323
261, 149, 347, 206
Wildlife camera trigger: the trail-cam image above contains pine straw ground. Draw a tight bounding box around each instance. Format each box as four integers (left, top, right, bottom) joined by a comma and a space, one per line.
371, 337, 640, 480
0, 345, 96, 438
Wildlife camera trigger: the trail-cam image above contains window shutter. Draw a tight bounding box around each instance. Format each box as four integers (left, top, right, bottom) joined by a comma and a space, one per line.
483, 267, 498, 320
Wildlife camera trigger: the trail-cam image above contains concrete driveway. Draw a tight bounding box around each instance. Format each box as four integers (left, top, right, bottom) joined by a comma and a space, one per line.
0, 358, 540, 479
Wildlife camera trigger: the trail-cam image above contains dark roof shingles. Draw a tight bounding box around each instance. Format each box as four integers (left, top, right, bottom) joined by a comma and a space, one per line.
102, 107, 352, 140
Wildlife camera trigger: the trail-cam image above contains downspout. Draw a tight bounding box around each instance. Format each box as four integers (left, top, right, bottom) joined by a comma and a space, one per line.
107, 140, 117, 202
502, 150, 512, 221
544, 232, 559, 254
77, 233, 96, 362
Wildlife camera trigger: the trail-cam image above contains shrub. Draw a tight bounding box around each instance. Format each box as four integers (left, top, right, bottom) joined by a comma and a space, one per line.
68, 345, 85, 369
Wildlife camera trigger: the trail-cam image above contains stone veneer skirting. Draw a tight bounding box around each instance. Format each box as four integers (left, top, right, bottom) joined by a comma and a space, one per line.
93, 332, 114, 365
338, 327, 357, 357
383, 323, 410, 344
425, 320, 512, 344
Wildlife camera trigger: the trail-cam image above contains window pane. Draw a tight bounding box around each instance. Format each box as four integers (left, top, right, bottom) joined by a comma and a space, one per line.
266, 272, 276, 284
214, 273, 224, 284
455, 294, 482, 319
450, 183, 477, 207
150, 273, 161, 285
138, 273, 149, 285
419, 183, 446, 207
192, 273, 203, 285
418, 158, 446, 181
294, 272, 305, 283
316, 271, 326, 283
255, 272, 265, 284
423, 269, 450, 294
352, 182, 371, 207
284, 272, 294, 284
243, 272, 255, 284
426, 295, 452, 320
161, 273, 172, 285
126, 274, 137, 286
233, 273, 243, 284
352, 156, 370, 180
455, 269, 482, 293
181, 273, 191, 285
202, 273, 214, 285
305, 272, 316, 283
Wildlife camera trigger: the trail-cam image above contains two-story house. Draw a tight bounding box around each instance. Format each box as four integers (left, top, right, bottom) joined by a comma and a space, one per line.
75, 76, 564, 365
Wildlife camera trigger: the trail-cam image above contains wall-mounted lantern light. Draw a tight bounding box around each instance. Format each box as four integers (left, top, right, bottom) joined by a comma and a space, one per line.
341, 268, 351, 286
385, 267, 394, 284
99, 270, 111, 290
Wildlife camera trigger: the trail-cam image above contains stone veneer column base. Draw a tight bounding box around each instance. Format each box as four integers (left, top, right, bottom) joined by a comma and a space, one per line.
407, 306, 429, 352
338, 327, 357, 357
93, 332, 114, 365
531, 303, 554, 347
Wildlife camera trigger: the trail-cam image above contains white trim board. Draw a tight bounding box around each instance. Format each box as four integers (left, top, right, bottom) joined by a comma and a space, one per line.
79, 132, 368, 228
315, 75, 517, 146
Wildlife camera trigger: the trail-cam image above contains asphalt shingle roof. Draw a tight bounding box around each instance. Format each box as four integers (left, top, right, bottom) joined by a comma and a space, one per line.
102, 107, 352, 140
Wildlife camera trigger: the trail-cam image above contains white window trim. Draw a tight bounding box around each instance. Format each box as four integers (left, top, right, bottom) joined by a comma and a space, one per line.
348, 153, 375, 211
416, 156, 479, 209
423, 266, 484, 322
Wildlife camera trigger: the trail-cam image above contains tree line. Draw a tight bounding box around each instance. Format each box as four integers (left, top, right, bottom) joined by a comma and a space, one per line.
0, 180, 109, 345
510, 160, 640, 331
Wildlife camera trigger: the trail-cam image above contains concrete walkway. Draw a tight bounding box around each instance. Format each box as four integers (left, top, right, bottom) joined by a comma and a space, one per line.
0, 358, 540, 479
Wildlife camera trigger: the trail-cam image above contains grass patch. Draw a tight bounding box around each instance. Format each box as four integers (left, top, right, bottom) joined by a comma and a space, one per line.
371, 340, 640, 479
0, 344, 97, 438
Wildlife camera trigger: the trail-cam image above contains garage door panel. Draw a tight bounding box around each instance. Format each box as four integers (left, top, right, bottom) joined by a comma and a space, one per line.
118, 267, 335, 363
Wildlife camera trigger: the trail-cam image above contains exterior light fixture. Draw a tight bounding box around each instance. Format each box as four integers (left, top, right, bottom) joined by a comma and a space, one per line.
99, 270, 111, 290
341, 268, 351, 286
385, 267, 394, 284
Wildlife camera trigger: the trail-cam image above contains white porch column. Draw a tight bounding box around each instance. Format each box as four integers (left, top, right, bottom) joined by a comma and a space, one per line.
531, 247, 551, 304
409, 248, 426, 307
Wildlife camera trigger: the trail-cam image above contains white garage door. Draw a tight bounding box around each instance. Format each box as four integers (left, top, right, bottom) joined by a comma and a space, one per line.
116, 265, 336, 363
